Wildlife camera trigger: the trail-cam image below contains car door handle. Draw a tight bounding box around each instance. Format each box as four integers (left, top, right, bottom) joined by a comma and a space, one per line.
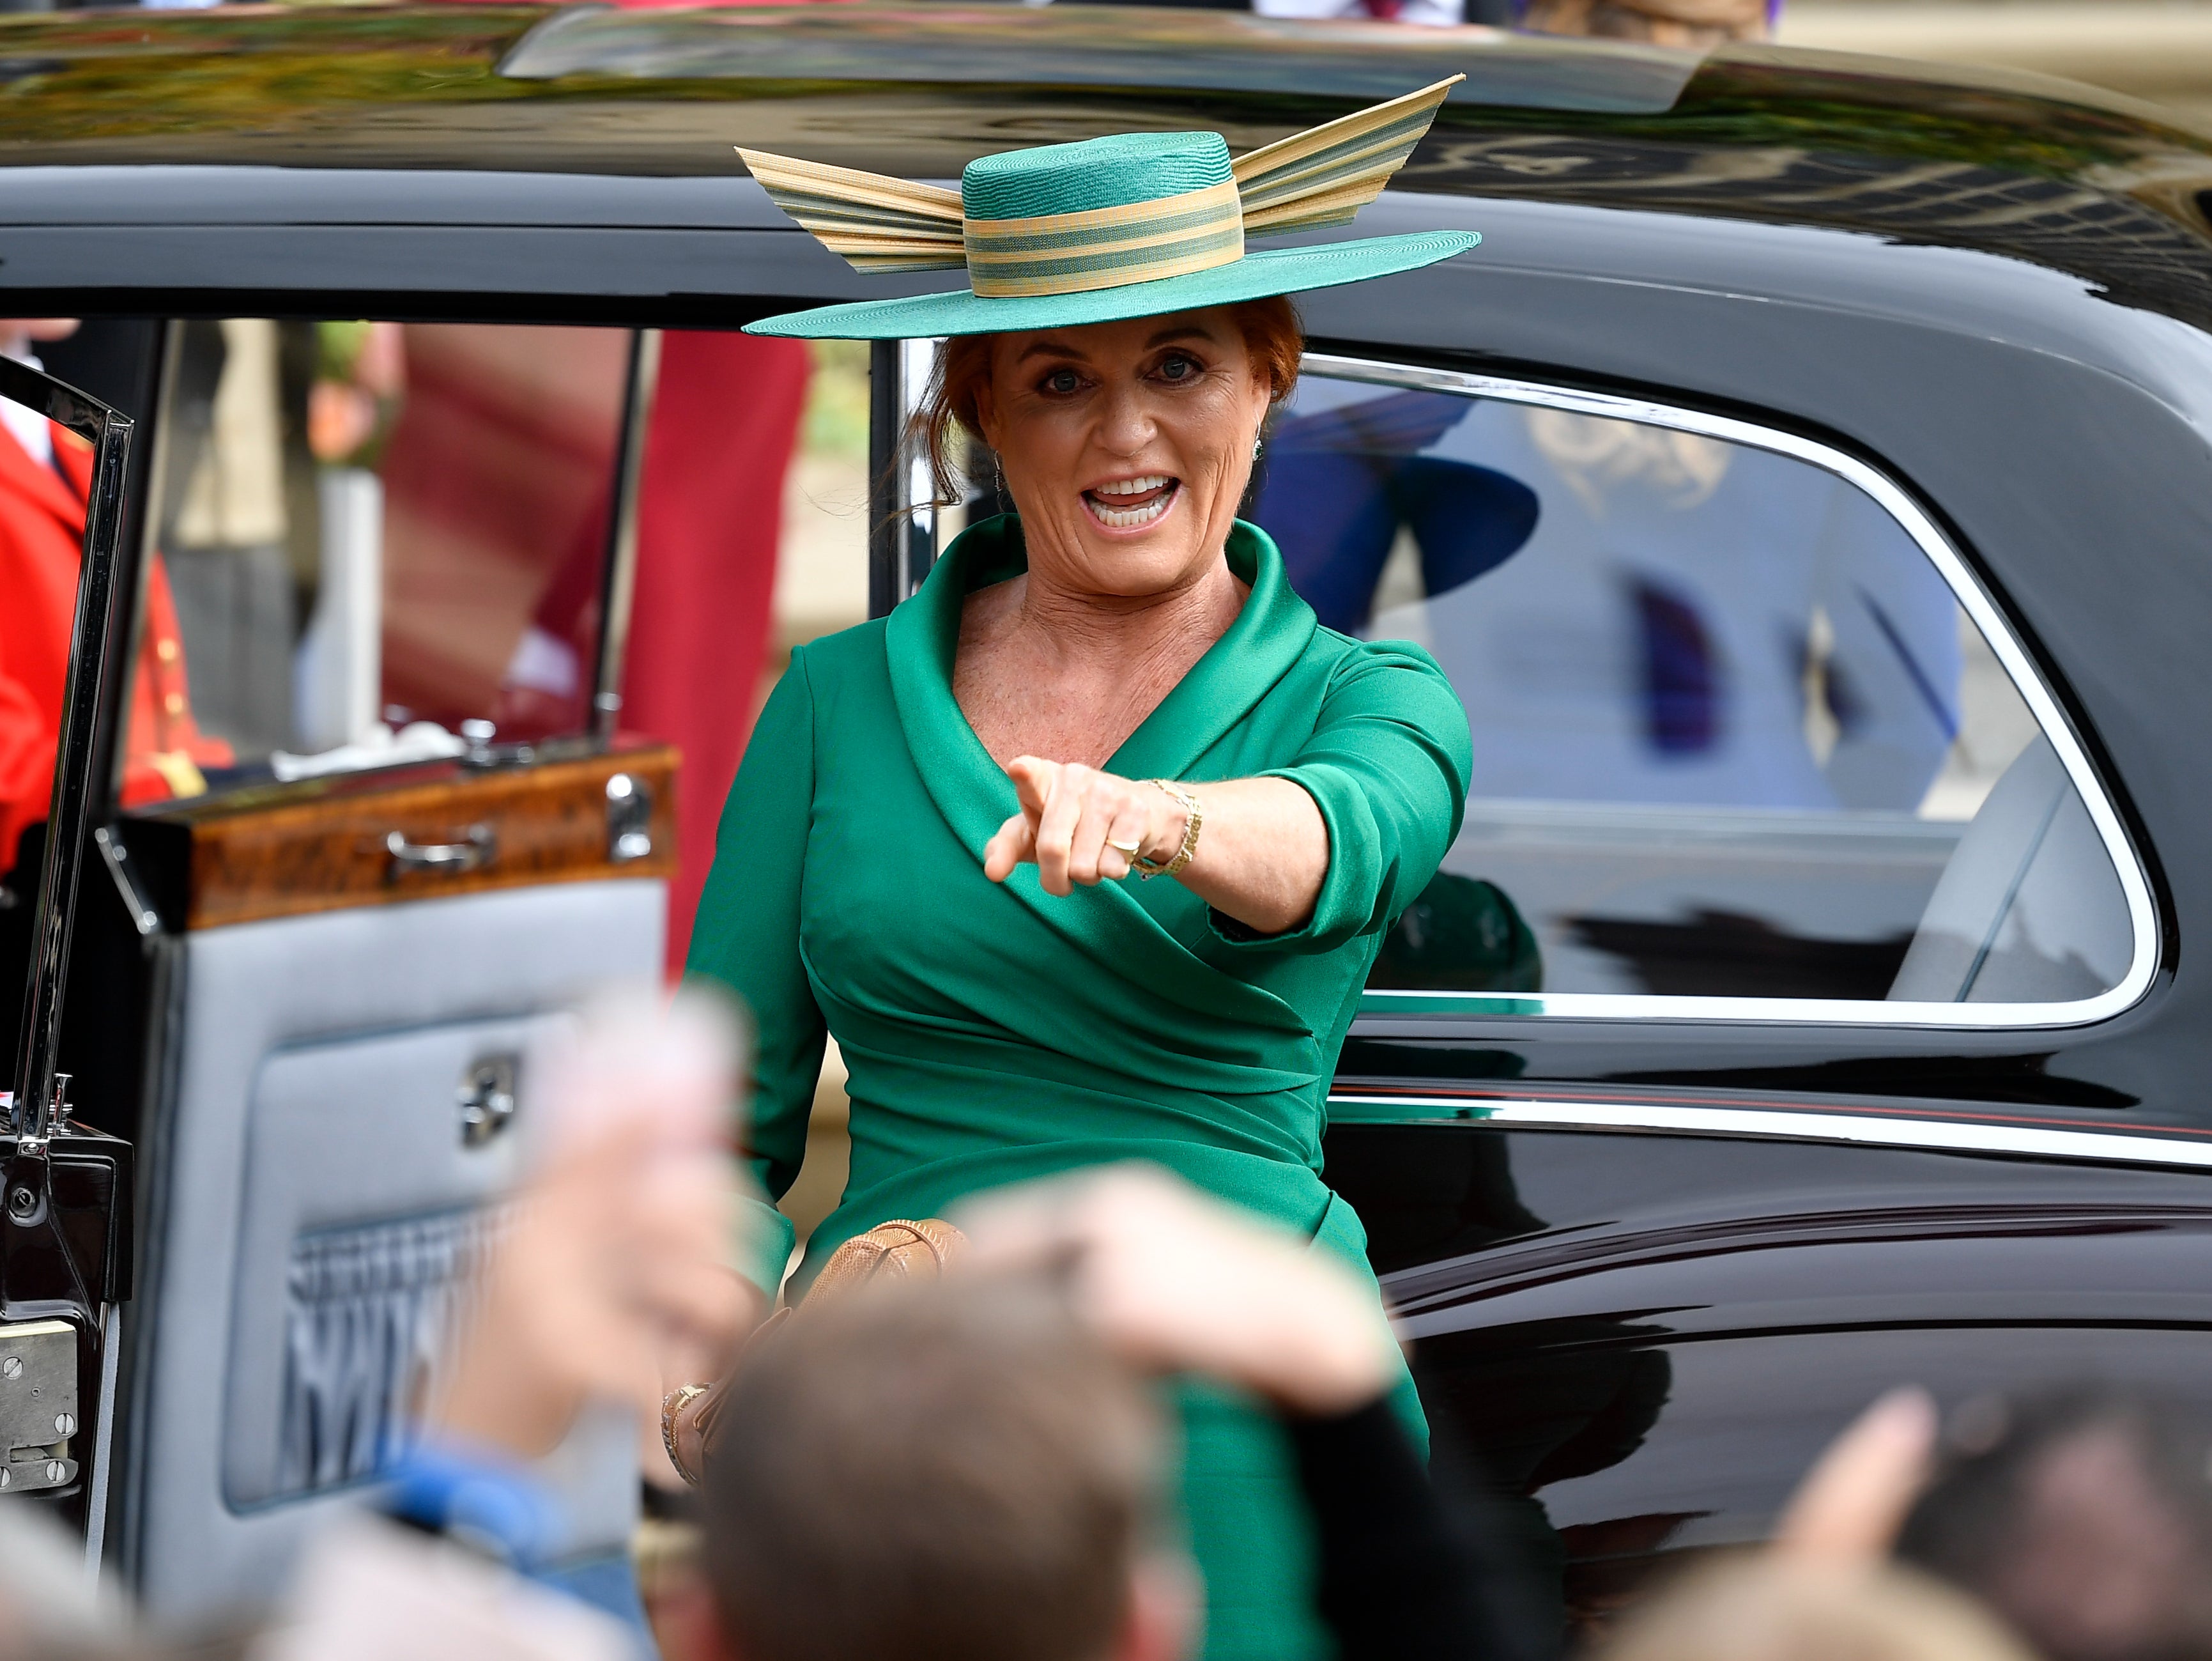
385, 824, 496, 877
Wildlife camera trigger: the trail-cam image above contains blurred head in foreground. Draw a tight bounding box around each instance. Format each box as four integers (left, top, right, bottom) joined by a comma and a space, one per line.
1601, 1559, 2035, 1661
697, 1276, 1191, 1661
1897, 1388, 2212, 1661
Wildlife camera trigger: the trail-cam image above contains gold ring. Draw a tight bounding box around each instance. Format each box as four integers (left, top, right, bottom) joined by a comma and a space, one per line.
1106, 837, 1143, 858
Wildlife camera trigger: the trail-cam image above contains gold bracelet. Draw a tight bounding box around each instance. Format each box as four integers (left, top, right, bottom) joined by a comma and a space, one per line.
661, 1382, 712, 1487
1133, 780, 1202, 879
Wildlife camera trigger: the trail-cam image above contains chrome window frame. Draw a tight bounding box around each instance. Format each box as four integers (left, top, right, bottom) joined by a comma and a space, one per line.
1303, 351, 2159, 1030
1328, 1095, 2212, 1175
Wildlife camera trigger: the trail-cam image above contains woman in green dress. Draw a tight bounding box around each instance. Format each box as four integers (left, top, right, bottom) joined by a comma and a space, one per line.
686, 81, 1480, 1661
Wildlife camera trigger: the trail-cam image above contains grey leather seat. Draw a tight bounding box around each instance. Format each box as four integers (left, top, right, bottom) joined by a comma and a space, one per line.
1888, 736, 2130, 1003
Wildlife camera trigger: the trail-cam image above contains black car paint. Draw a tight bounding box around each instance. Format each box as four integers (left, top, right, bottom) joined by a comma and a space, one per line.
1324, 1122, 2212, 1621
2, 3, 2209, 1608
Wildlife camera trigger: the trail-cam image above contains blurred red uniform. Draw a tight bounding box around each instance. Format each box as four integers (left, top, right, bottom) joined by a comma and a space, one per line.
0, 419, 229, 870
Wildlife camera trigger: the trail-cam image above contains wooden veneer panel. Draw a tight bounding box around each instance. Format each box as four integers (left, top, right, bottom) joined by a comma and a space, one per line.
136, 743, 677, 931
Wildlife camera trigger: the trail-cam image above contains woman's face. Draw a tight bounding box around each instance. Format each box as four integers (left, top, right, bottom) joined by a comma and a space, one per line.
974, 307, 1274, 601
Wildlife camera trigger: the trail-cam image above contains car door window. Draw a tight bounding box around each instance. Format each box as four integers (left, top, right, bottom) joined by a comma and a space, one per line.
125, 320, 636, 797
1249, 358, 2151, 1021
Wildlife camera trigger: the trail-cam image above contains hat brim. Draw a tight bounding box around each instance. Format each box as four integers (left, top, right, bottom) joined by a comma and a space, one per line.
741, 230, 1477, 340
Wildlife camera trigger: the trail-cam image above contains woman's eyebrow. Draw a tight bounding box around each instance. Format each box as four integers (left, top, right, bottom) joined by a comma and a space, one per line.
1014, 339, 1087, 364
1144, 325, 1214, 348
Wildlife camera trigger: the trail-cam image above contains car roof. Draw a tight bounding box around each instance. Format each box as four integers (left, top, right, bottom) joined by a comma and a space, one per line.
0, 3, 2208, 327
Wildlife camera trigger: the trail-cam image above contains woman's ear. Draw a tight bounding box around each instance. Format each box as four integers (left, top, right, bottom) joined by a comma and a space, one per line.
1245, 361, 1276, 434
973, 382, 1003, 455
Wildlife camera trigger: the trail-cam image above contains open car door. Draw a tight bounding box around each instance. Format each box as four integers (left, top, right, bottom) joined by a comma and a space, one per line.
0, 321, 677, 1623
0, 350, 137, 1549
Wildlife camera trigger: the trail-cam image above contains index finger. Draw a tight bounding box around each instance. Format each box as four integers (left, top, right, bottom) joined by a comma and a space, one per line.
1006, 755, 1056, 818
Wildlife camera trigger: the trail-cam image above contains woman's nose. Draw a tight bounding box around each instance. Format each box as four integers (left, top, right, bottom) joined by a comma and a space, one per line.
1094, 381, 1155, 453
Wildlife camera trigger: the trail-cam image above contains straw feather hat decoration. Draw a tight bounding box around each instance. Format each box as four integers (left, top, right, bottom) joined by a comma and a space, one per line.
739, 75, 1478, 339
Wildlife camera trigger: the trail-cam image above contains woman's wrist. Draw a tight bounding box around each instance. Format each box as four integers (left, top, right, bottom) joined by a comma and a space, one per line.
1142, 787, 1190, 865
1135, 780, 1202, 879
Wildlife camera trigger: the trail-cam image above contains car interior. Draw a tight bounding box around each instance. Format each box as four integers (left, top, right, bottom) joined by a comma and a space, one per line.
1244, 368, 2137, 1013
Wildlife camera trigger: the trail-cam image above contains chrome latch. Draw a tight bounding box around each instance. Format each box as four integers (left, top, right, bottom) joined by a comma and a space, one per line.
385, 824, 497, 879
458, 1055, 519, 1148
606, 773, 652, 864
0, 1320, 77, 1493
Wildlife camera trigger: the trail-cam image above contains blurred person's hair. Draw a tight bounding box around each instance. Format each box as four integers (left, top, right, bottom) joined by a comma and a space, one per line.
698, 1276, 1165, 1661
916, 296, 1304, 506
1599, 1557, 2036, 1661
1896, 1387, 2212, 1661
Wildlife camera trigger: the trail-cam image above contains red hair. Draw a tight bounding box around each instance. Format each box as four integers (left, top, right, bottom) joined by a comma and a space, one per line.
914, 296, 1303, 506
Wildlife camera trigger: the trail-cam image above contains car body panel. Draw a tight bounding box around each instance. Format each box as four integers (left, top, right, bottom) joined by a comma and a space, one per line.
1324, 1120, 2212, 1625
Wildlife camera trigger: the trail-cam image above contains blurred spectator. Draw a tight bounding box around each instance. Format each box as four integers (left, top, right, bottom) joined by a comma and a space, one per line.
245, 991, 753, 1661
1896, 1389, 2212, 1661
958, 1168, 1559, 1661
1086, 0, 1755, 36
160, 318, 309, 758
1518, 0, 1767, 46
690, 1277, 1185, 1661
1775, 1387, 1940, 1565
1597, 1559, 2035, 1661
0, 1503, 137, 1661
1093, 0, 1515, 25
665, 1167, 1555, 1661
617, 333, 809, 970
323, 1135, 1546, 1661
427, 0, 819, 973
1249, 0, 1483, 28
488, 330, 811, 973
0, 317, 229, 872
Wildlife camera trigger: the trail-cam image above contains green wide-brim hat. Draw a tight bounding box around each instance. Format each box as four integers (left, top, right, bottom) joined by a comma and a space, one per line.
738, 76, 1479, 340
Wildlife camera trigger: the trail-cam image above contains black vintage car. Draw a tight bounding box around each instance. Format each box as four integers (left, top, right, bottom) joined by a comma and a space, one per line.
1, 1, 2208, 1635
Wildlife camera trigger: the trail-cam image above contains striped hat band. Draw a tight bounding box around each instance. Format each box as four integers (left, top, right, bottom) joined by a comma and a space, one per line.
964, 177, 1243, 299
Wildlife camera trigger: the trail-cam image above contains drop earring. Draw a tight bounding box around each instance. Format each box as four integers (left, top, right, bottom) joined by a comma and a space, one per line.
1252, 435, 1265, 461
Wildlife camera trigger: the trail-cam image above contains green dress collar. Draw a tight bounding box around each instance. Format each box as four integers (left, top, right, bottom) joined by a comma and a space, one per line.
882, 513, 1319, 1038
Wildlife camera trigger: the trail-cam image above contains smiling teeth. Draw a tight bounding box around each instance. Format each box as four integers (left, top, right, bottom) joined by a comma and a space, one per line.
1087, 475, 1175, 529
1092, 493, 1171, 529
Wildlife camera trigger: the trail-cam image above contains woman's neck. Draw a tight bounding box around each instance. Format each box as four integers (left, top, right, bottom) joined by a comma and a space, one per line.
954, 546, 1248, 771
1018, 550, 1243, 668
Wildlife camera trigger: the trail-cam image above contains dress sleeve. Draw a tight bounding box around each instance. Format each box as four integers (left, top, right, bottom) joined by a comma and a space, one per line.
1213, 638, 1472, 955
685, 648, 827, 1302
1290, 1394, 1560, 1661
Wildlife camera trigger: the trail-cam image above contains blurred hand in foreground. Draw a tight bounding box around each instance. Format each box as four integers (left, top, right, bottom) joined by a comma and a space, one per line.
955, 1163, 1403, 1417
1774, 1386, 1940, 1565
429, 990, 758, 1461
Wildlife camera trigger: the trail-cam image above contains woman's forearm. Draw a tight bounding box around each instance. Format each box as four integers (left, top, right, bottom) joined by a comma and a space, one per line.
1167, 776, 1326, 936
984, 758, 1328, 936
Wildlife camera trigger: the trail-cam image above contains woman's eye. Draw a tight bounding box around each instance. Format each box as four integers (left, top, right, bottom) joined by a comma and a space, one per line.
1159, 355, 1197, 382
1042, 369, 1080, 395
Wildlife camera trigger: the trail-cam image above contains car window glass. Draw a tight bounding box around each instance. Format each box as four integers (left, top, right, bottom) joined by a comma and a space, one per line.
1250, 367, 2140, 1015
122, 320, 633, 800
